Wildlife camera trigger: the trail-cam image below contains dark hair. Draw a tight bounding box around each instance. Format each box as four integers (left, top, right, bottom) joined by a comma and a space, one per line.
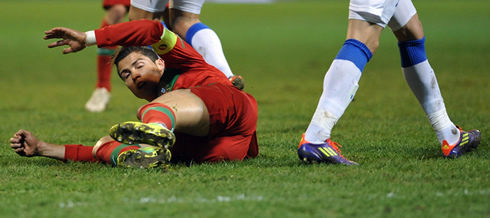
112, 46, 160, 75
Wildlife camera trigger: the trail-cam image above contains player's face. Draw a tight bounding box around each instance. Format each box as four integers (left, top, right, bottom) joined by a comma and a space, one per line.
117, 52, 165, 101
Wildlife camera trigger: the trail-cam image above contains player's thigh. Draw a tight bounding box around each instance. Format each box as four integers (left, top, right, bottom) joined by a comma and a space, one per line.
129, 5, 156, 20
151, 89, 210, 136
349, 0, 398, 28
388, 0, 417, 31
168, 8, 200, 37
169, 0, 204, 33
388, 0, 423, 41
152, 89, 207, 115
392, 14, 424, 42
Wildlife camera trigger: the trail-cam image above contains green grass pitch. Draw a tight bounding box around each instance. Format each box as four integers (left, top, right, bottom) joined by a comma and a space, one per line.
0, 0, 488, 217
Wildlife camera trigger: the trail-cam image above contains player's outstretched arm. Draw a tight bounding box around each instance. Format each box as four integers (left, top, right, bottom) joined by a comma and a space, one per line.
44, 27, 87, 54
9, 129, 65, 160
44, 20, 166, 54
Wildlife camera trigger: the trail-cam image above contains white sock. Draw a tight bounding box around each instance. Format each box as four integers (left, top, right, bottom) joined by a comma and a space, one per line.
305, 39, 371, 143
305, 60, 362, 143
402, 61, 460, 145
186, 23, 234, 78
399, 37, 460, 145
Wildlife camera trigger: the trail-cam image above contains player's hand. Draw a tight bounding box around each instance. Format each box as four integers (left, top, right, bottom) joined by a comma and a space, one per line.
44, 27, 87, 54
9, 129, 42, 157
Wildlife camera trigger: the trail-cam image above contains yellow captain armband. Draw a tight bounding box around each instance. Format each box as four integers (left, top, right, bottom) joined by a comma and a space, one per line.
151, 28, 178, 55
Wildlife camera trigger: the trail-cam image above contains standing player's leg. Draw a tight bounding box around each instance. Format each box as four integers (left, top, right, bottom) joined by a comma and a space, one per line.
169, 0, 244, 89
389, 0, 480, 157
129, 0, 244, 89
86, 2, 129, 112
298, 0, 399, 165
128, 0, 167, 21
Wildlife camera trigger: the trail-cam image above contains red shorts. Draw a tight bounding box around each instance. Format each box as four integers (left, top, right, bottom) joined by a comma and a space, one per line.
102, 0, 130, 9
169, 83, 259, 163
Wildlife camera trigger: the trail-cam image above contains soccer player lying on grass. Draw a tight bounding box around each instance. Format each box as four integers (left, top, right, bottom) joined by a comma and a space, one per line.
9, 22, 258, 169
10, 46, 258, 168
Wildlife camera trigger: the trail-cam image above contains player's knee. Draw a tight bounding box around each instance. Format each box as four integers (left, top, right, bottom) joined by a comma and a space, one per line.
92, 136, 114, 156
368, 40, 380, 53
170, 10, 200, 37
394, 15, 425, 42
174, 20, 199, 37
136, 105, 145, 120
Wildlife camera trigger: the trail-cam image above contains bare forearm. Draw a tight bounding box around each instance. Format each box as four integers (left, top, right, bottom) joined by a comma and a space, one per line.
38, 142, 66, 160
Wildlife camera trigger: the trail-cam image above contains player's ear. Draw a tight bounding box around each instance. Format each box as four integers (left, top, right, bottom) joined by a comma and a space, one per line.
156, 58, 165, 71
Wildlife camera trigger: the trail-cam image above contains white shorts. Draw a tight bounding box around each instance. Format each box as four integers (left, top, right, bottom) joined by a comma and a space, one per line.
349, 0, 417, 31
131, 0, 169, 12
171, 0, 205, 14
131, 0, 205, 14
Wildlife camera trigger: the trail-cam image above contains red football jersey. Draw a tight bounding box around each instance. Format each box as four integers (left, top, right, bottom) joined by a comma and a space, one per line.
93, 20, 230, 91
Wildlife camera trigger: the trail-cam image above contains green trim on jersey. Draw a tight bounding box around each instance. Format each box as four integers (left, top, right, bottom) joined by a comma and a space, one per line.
166, 74, 179, 91
97, 47, 117, 56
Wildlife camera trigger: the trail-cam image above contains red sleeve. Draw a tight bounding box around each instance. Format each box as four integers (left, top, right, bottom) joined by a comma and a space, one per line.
94, 20, 165, 47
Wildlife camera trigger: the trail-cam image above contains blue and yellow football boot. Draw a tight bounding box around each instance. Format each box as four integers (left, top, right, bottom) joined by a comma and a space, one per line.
442, 126, 481, 158
298, 134, 358, 165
